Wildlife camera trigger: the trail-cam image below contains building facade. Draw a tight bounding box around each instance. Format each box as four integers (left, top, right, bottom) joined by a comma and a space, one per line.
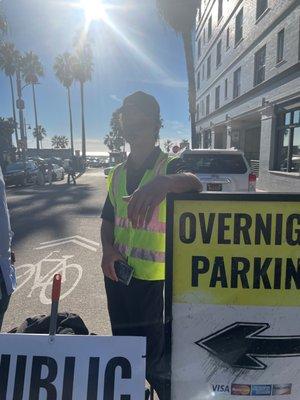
195, 0, 300, 191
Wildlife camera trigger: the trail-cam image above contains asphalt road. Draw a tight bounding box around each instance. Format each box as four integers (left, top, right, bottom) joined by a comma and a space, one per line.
4, 168, 110, 335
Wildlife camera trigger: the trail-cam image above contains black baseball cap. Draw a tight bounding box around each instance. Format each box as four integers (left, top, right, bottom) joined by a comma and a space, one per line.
119, 91, 160, 120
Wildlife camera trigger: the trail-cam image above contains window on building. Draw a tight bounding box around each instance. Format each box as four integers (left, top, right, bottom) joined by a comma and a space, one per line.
206, 94, 210, 116
201, 99, 205, 116
197, 6, 202, 25
254, 45, 266, 86
276, 107, 300, 173
235, 8, 243, 45
198, 37, 202, 59
226, 27, 230, 49
196, 103, 200, 121
225, 78, 228, 99
256, 0, 268, 20
215, 86, 220, 109
233, 67, 241, 98
197, 71, 201, 90
208, 16, 212, 40
216, 40, 222, 67
218, 0, 223, 21
202, 64, 205, 80
207, 55, 211, 79
277, 29, 284, 63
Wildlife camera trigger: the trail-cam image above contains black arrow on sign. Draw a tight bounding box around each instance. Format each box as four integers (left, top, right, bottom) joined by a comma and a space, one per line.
195, 322, 300, 370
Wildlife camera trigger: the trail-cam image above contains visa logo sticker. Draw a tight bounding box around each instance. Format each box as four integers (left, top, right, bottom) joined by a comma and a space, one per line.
212, 384, 230, 393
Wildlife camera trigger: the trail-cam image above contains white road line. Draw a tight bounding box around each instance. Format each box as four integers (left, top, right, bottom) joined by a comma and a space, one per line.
38, 235, 99, 246
36, 239, 98, 252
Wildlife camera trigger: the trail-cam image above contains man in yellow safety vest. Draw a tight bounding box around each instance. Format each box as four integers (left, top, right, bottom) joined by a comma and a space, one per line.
101, 91, 202, 399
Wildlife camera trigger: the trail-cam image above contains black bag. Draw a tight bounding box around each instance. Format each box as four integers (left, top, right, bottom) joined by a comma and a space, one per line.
8, 312, 89, 335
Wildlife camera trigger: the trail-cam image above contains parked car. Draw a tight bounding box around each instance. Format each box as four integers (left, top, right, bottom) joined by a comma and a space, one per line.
90, 159, 101, 168
4, 160, 39, 187
51, 164, 65, 181
180, 149, 256, 192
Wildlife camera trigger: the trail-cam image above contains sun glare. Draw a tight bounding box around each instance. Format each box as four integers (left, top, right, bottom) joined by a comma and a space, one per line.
79, 0, 107, 23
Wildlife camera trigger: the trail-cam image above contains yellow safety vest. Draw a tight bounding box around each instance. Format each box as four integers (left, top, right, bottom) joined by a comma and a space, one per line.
108, 151, 173, 281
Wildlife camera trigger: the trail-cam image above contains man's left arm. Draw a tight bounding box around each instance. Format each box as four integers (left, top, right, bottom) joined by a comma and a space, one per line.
126, 171, 202, 228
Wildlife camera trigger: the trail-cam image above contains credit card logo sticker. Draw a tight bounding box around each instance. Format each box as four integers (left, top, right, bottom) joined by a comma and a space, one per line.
251, 385, 272, 396
272, 384, 292, 395
231, 384, 251, 396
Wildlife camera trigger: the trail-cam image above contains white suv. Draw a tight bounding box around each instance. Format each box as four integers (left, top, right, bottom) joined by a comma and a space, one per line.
180, 149, 256, 192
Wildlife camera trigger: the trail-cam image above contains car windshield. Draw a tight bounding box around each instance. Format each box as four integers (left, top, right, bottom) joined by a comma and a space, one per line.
6, 163, 25, 172
182, 153, 248, 174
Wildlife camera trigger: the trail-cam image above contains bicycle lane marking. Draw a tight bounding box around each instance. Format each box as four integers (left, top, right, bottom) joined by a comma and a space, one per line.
14, 250, 83, 305
35, 236, 100, 252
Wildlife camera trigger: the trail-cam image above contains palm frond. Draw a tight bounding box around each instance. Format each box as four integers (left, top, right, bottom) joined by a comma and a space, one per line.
21, 51, 44, 84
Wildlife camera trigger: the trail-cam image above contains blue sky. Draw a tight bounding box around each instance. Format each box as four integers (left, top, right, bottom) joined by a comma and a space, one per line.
0, 0, 191, 153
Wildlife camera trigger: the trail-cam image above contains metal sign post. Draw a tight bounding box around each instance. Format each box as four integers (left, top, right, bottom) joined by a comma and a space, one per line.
49, 274, 62, 342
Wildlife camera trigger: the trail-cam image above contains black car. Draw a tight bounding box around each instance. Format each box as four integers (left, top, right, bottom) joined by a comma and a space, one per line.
4, 161, 39, 187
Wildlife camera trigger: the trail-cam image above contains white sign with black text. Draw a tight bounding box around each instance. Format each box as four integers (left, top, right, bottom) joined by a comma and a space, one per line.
0, 334, 146, 399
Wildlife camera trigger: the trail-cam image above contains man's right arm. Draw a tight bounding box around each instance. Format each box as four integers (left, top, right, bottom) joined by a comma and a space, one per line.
101, 194, 125, 281
101, 219, 120, 281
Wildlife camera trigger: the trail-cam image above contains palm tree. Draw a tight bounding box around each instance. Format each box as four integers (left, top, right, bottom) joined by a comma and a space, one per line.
21, 51, 44, 150
104, 109, 125, 152
72, 33, 93, 158
0, 11, 7, 40
51, 135, 69, 149
33, 125, 46, 149
0, 42, 20, 146
164, 139, 173, 153
53, 52, 75, 156
156, 0, 199, 148
180, 138, 190, 149
0, 117, 15, 169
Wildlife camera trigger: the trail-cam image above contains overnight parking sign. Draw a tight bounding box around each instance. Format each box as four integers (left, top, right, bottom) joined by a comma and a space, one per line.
0, 334, 146, 399
165, 193, 300, 400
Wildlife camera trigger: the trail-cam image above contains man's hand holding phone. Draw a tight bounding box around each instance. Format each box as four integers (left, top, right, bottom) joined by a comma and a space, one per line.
101, 246, 124, 282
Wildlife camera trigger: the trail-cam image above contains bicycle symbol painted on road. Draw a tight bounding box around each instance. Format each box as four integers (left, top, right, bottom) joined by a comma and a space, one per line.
14, 251, 83, 305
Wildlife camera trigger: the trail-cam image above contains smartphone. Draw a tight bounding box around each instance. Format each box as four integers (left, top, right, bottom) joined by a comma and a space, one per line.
114, 260, 134, 286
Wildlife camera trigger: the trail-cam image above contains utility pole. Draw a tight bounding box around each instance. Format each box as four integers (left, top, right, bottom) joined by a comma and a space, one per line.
16, 68, 26, 163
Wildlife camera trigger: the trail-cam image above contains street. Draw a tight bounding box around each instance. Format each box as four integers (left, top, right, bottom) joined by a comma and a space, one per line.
3, 168, 110, 335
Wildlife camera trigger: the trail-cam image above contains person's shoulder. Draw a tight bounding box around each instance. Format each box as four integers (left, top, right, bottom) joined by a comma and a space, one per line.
166, 156, 186, 174
111, 161, 126, 175
107, 161, 126, 185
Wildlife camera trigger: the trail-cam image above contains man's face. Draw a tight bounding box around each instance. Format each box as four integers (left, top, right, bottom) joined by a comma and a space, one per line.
120, 104, 158, 145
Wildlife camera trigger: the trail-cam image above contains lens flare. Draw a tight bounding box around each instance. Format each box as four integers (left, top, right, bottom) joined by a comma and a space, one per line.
79, 0, 107, 23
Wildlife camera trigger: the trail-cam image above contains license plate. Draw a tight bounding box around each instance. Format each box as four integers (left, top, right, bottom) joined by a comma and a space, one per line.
207, 183, 222, 191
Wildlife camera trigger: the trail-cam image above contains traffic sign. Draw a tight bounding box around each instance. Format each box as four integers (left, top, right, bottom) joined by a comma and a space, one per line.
165, 193, 300, 399
16, 99, 25, 110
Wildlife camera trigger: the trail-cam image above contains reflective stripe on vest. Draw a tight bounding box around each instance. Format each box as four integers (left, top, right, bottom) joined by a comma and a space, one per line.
115, 243, 165, 263
115, 207, 166, 234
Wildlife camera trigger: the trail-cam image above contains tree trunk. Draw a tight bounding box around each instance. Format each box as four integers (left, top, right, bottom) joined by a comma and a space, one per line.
67, 86, 74, 157
182, 30, 198, 149
32, 84, 39, 151
9, 75, 18, 146
80, 81, 86, 158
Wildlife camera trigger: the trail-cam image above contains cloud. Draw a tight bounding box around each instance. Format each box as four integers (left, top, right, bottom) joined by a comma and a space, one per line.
27, 138, 109, 154
73, 138, 108, 153
110, 94, 122, 102
161, 120, 190, 141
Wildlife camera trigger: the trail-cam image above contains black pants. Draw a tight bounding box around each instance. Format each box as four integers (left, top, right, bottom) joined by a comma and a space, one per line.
67, 172, 76, 185
0, 274, 11, 332
105, 277, 166, 399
